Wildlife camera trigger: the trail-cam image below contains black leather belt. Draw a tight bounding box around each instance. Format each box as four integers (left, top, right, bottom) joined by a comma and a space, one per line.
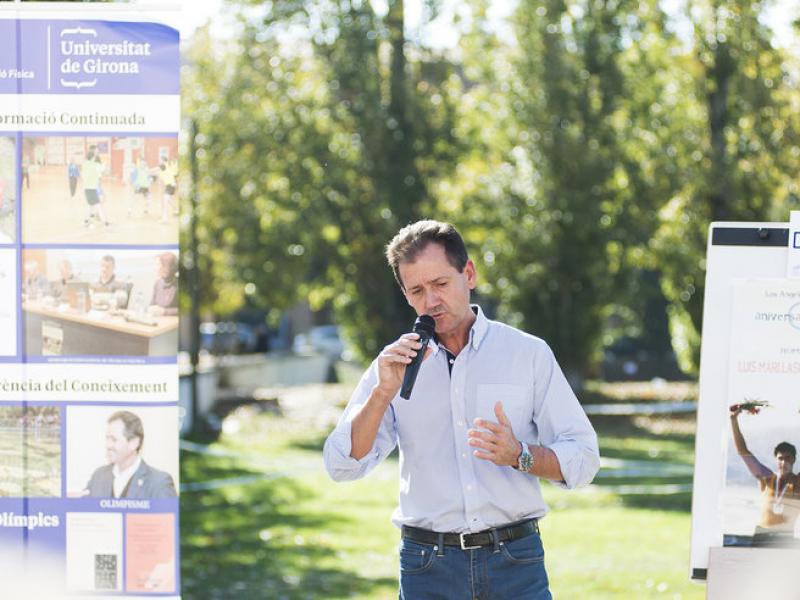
402, 518, 539, 550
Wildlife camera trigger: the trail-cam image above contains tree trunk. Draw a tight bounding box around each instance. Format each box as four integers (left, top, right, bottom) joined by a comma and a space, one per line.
707, 35, 735, 221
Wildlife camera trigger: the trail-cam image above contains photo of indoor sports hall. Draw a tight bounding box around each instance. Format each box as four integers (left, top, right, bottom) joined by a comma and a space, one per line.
21, 135, 179, 245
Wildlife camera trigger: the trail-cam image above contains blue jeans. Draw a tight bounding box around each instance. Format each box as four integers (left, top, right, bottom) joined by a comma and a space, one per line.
398, 531, 552, 599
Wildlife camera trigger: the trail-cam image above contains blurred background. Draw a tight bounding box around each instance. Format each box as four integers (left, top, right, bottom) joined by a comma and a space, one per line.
44, 0, 800, 597
180, 0, 799, 384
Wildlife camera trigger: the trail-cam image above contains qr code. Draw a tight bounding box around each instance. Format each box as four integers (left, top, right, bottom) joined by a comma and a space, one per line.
94, 553, 118, 590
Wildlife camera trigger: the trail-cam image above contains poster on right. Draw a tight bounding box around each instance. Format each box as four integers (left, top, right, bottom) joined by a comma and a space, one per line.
722, 279, 800, 547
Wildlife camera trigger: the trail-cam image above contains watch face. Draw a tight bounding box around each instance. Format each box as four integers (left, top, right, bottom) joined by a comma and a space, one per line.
519, 451, 533, 472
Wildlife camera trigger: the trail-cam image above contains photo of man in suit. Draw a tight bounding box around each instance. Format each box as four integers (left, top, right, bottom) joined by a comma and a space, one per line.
83, 410, 177, 499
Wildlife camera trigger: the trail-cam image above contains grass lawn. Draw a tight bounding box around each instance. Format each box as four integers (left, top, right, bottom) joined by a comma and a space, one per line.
181, 381, 703, 599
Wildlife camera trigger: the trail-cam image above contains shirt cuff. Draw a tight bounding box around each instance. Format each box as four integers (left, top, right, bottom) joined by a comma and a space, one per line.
323, 421, 380, 481
546, 440, 601, 490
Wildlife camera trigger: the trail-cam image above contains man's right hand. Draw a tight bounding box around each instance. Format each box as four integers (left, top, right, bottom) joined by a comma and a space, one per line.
349, 333, 431, 460
374, 333, 430, 401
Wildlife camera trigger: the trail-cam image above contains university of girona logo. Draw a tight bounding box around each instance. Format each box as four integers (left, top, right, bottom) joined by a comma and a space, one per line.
57, 24, 152, 90
59, 27, 99, 89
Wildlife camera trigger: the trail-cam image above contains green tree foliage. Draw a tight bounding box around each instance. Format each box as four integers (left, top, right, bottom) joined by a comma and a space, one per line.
448, 0, 681, 380
184, 1, 461, 361
505, 0, 633, 380
184, 0, 799, 376
652, 0, 799, 372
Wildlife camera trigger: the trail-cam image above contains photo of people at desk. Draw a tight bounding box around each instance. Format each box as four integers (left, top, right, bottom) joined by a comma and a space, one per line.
21, 135, 179, 246
22, 248, 179, 357
0, 136, 16, 244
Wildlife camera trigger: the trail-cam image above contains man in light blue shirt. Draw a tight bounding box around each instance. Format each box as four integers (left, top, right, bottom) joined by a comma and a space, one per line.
323, 220, 600, 599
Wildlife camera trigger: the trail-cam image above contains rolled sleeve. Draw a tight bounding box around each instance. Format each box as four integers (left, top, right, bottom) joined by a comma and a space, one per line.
532, 342, 600, 489
322, 362, 398, 482
548, 435, 601, 489
323, 419, 388, 481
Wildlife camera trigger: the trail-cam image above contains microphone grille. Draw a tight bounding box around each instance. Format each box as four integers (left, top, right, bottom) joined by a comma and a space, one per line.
415, 315, 435, 333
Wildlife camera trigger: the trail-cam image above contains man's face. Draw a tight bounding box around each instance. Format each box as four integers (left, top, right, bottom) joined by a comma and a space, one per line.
398, 242, 476, 338
105, 419, 139, 468
776, 451, 795, 477
100, 259, 114, 281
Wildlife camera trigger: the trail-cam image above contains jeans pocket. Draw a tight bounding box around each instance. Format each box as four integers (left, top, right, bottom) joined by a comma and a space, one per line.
399, 540, 437, 574
499, 534, 545, 565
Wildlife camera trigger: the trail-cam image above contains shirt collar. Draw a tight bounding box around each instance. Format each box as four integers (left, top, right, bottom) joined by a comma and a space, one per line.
469, 304, 489, 350
431, 304, 489, 355
113, 455, 141, 481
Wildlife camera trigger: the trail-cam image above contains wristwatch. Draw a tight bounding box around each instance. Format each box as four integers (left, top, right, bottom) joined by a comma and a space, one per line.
514, 440, 534, 473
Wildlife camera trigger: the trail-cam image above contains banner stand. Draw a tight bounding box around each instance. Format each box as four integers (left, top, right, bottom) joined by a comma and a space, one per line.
0, 5, 181, 598
691, 212, 800, 585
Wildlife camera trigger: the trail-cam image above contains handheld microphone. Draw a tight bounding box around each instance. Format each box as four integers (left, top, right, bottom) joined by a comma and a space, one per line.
400, 315, 435, 400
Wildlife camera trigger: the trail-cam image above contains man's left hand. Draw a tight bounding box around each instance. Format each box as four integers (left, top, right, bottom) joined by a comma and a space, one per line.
468, 401, 520, 467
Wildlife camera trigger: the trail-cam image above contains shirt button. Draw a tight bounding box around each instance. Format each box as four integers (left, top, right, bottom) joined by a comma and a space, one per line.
461, 453, 466, 458
449, 359, 454, 364
457, 420, 464, 427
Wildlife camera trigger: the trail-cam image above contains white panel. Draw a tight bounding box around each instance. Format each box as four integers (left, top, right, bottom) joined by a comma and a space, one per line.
690, 221, 790, 575
0, 95, 180, 133
0, 363, 179, 402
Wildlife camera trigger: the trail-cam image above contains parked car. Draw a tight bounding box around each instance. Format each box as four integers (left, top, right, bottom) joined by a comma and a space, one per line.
200, 321, 237, 354
200, 321, 263, 354
293, 325, 350, 360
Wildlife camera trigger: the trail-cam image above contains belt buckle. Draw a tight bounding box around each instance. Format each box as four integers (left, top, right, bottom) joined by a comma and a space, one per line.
459, 532, 481, 550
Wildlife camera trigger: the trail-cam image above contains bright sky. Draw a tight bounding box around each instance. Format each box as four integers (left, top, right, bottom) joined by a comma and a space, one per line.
172, 0, 796, 52
174, 0, 224, 38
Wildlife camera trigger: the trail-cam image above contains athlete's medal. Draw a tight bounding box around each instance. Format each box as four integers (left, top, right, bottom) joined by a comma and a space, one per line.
773, 475, 788, 516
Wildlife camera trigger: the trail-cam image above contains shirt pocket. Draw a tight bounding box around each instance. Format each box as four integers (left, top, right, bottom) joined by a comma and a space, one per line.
475, 383, 530, 432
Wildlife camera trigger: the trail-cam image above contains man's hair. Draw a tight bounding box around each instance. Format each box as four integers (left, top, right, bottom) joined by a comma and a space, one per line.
108, 410, 144, 453
385, 220, 469, 289
101, 255, 115, 267
774, 441, 796, 460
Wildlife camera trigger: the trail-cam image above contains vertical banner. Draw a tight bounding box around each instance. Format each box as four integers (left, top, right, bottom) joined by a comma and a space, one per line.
721, 279, 800, 546
690, 223, 798, 577
0, 6, 180, 599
